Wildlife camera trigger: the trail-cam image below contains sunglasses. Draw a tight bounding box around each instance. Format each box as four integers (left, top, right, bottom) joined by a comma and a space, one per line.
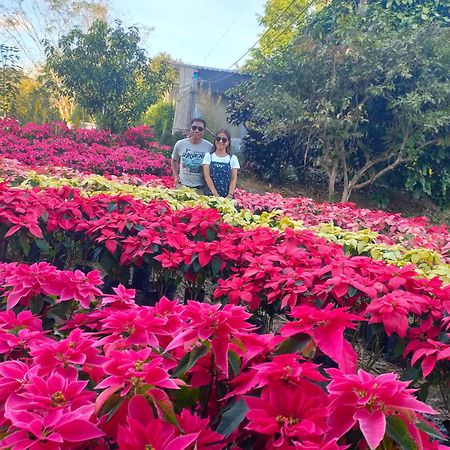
191, 125, 204, 132
215, 136, 228, 143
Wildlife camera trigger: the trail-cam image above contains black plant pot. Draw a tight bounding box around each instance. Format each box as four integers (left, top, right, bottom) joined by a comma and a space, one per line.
103, 275, 119, 294
131, 266, 152, 291
162, 283, 177, 300
135, 288, 160, 307
184, 287, 205, 303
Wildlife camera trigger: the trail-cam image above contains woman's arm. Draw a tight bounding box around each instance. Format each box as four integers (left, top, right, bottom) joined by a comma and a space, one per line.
227, 168, 238, 198
203, 164, 219, 196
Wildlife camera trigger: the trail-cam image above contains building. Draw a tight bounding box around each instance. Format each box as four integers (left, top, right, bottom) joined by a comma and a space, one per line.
170, 63, 249, 152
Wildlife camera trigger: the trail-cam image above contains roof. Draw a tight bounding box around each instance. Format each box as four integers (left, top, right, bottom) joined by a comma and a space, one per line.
171, 62, 250, 95
197, 67, 250, 94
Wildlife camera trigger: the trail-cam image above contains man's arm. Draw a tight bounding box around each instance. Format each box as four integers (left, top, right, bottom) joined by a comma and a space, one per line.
171, 158, 180, 185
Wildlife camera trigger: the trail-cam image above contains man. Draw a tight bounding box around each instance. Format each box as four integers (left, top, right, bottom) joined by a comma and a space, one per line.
171, 118, 213, 189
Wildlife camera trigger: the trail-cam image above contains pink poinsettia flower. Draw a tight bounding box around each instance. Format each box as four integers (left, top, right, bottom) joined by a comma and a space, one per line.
16, 368, 95, 411
405, 337, 450, 377
326, 368, 436, 449
0, 310, 43, 332
365, 291, 425, 337
226, 354, 326, 398
165, 301, 255, 378
214, 275, 260, 309
154, 248, 184, 268
100, 284, 137, 308
117, 395, 198, 450
30, 328, 105, 375
2, 401, 103, 449
0, 327, 50, 356
4, 211, 44, 239
233, 333, 283, 368
245, 382, 330, 448
2, 262, 60, 309
47, 269, 103, 308
98, 307, 167, 349
178, 409, 225, 450
280, 304, 363, 373
0, 360, 37, 403
96, 348, 182, 396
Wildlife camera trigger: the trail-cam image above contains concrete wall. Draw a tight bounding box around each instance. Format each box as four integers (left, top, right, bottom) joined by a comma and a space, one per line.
171, 64, 248, 144
172, 65, 196, 133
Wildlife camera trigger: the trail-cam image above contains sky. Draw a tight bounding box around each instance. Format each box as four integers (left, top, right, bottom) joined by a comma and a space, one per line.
110, 0, 267, 70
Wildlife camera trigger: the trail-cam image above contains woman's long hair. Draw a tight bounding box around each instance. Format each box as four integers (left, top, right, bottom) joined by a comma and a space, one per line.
212, 128, 232, 154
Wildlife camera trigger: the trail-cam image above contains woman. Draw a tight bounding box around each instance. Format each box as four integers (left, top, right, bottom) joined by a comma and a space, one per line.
202, 129, 240, 198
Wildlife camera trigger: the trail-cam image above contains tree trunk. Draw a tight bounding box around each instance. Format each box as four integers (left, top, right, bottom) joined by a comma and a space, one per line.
340, 145, 350, 202
327, 161, 338, 202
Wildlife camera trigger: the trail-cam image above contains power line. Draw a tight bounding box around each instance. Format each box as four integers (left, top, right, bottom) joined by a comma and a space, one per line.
229, 0, 314, 69
201, 0, 300, 83
201, 0, 252, 63
256, 0, 316, 58
203, 0, 315, 83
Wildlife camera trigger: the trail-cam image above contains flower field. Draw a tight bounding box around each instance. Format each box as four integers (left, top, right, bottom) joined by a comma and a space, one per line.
0, 119, 449, 449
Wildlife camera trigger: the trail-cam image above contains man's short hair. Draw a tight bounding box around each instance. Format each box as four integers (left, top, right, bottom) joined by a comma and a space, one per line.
190, 118, 206, 128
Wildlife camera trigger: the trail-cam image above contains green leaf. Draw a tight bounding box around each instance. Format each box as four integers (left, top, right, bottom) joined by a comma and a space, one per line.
107, 202, 117, 213
35, 239, 50, 253
30, 296, 45, 315
216, 399, 248, 437
101, 394, 125, 421
211, 256, 222, 276
99, 251, 115, 274
228, 350, 241, 376
46, 301, 73, 322
172, 385, 200, 409
386, 416, 417, 450
173, 344, 208, 377
206, 228, 217, 241
19, 235, 30, 256
347, 286, 358, 297
148, 388, 179, 428
416, 419, 444, 440
274, 332, 311, 355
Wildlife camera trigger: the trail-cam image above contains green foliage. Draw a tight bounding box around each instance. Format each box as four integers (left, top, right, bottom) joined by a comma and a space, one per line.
379, 0, 450, 27
45, 20, 173, 132
0, 45, 21, 117
0, 0, 109, 70
250, 0, 326, 63
141, 99, 175, 144
229, 2, 450, 203
11, 74, 60, 124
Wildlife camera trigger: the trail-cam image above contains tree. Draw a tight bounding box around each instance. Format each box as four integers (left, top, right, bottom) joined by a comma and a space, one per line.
256, 0, 325, 55
0, 45, 21, 117
228, 4, 450, 202
243, 0, 326, 71
141, 99, 175, 143
0, 0, 109, 70
11, 74, 60, 124
375, 0, 449, 27
45, 20, 174, 132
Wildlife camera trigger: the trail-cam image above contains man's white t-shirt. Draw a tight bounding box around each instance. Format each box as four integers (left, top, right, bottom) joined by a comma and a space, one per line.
202, 153, 240, 169
172, 138, 213, 187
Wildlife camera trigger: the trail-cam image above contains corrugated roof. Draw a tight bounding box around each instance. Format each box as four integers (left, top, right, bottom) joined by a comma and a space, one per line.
197, 68, 250, 94
170, 62, 250, 94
